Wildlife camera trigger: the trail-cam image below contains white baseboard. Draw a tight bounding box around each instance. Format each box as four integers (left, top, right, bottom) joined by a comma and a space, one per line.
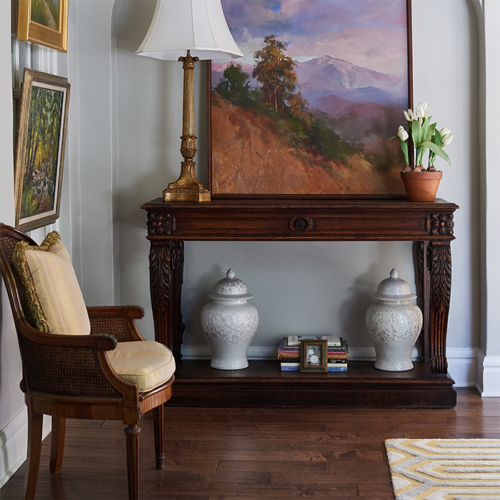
181, 345, 480, 388
476, 349, 500, 397
0, 408, 52, 489
446, 347, 479, 388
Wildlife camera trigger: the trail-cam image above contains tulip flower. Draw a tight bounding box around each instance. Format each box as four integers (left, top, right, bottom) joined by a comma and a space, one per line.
416, 102, 430, 119
403, 109, 416, 122
397, 125, 409, 142
438, 126, 452, 139
443, 134, 453, 146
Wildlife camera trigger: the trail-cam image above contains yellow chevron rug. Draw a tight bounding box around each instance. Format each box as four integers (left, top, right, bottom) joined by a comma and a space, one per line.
385, 438, 500, 499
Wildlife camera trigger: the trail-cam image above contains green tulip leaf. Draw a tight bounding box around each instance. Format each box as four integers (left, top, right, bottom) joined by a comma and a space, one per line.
431, 129, 443, 146
411, 120, 422, 148
423, 140, 451, 165
400, 138, 409, 165
426, 122, 437, 142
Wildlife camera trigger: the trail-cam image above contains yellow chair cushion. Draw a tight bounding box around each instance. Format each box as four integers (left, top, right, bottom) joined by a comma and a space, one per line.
13, 231, 90, 335
108, 341, 176, 392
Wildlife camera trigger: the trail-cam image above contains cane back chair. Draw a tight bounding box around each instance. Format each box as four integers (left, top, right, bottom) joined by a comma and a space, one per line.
0, 223, 175, 500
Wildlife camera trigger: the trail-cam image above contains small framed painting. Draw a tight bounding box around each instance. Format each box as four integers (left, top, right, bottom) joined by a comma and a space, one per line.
300, 340, 328, 373
17, 0, 68, 52
209, 0, 413, 196
14, 69, 70, 232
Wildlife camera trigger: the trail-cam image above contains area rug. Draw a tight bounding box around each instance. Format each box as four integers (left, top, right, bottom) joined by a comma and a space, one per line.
385, 439, 500, 499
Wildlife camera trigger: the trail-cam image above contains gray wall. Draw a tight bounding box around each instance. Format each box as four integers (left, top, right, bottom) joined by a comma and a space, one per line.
110, 0, 480, 364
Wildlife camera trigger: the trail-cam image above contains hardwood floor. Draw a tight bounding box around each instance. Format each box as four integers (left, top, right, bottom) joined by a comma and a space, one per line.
1, 388, 499, 500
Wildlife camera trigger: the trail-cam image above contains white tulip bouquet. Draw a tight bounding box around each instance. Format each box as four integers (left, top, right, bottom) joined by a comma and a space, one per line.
393, 102, 453, 172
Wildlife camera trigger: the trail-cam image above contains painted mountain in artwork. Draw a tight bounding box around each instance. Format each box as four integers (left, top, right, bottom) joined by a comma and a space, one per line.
295, 56, 407, 121
213, 55, 407, 120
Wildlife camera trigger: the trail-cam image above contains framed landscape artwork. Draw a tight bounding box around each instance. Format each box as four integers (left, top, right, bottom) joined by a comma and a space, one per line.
15, 69, 70, 232
17, 0, 68, 52
209, 0, 413, 196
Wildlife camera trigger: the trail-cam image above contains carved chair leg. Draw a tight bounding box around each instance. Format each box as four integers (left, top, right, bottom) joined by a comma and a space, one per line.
125, 425, 141, 500
25, 403, 43, 500
50, 417, 66, 474
153, 405, 165, 469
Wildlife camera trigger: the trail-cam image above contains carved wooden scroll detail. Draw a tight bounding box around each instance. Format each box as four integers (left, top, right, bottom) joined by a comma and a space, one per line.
149, 240, 185, 358
427, 213, 454, 236
416, 241, 430, 362
428, 242, 452, 375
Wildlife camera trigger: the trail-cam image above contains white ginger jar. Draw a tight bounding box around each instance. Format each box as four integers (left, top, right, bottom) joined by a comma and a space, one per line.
201, 269, 259, 370
365, 269, 422, 372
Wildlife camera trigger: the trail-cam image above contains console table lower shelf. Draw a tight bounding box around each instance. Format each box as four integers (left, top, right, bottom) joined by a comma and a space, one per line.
170, 360, 456, 408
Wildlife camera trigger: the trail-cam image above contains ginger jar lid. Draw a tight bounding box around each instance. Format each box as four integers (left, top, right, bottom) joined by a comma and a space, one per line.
372, 269, 417, 301
208, 269, 253, 300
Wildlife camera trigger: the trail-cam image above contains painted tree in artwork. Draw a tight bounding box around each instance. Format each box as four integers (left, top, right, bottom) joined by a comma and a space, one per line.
252, 35, 304, 115
214, 63, 254, 107
21, 87, 63, 217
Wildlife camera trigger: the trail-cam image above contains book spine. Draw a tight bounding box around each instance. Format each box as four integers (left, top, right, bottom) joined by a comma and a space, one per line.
280, 366, 348, 372
278, 351, 349, 360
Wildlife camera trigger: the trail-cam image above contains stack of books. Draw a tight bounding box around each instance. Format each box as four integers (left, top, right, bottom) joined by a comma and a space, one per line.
278, 335, 349, 372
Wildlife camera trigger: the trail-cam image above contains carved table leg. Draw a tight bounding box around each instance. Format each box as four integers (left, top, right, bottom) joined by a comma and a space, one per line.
416, 241, 431, 363
428, 241, 452, 375
416, 241, 452, 376
149, 240, 185, 359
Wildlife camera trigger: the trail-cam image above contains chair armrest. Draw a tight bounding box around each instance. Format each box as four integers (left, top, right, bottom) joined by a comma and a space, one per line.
87, 306, 146, 342
17, 319, 137, 400
17, 318, 117, 350
87, 305, 145, 320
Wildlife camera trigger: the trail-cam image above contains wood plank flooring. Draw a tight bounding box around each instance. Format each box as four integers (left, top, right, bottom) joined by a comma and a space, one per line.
1, 388, 499, 500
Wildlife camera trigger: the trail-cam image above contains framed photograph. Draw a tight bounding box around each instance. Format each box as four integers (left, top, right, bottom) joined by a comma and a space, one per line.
209, 0, 413, 196
17, 0, 68, 52
300, 340, 328, 373
14, 69, 70, 232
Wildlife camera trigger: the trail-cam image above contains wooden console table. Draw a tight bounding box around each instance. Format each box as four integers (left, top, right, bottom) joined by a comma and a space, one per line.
141, 197, 459, 408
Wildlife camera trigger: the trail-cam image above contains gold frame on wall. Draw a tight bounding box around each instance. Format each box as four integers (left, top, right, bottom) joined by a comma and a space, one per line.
14, 69, 70, 232
17, 0, 68, 52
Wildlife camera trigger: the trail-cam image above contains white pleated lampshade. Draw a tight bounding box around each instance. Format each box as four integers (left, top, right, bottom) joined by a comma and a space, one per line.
136, 0, 243, 61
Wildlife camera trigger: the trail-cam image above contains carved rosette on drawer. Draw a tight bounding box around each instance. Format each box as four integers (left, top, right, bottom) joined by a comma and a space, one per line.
289, 216, 314, 233
147, 213, 175, 236
427, 214, 454, 236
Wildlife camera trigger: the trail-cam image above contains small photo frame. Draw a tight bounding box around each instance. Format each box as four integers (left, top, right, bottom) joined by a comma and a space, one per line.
17, 0, 69, 52
14, 69, 70, 232
300, 339, 328, 373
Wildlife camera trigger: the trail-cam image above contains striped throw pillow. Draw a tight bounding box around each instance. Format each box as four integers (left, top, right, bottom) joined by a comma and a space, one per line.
13, 231, 90, 335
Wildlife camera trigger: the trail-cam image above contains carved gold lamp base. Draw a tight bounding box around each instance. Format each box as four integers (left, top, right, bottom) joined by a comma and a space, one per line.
163, 161, 211, 203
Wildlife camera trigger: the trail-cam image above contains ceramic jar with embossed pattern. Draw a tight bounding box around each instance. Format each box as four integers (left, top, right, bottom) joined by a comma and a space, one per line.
201, 269, 259, 370
365, 269, 422, 371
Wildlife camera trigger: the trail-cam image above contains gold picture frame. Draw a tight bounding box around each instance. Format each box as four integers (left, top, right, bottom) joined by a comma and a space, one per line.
14, 69, 70, 232
17, 0, 68, 52
300, 340, 328, 373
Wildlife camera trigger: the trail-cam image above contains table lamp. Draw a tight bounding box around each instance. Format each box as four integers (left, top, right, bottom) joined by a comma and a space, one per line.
136, 0, 243, 202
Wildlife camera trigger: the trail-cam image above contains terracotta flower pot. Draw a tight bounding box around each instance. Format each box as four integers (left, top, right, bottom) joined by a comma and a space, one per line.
400, 170, 442, 202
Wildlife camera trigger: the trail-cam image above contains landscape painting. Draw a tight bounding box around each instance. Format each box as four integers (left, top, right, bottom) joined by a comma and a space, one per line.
210, 0, 412, 195
31, 0, 59, 30
15, 70, 70, 232
17, 0, 68, 51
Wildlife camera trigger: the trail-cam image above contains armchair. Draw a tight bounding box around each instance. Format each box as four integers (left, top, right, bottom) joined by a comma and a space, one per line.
0, 224, 175, 500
